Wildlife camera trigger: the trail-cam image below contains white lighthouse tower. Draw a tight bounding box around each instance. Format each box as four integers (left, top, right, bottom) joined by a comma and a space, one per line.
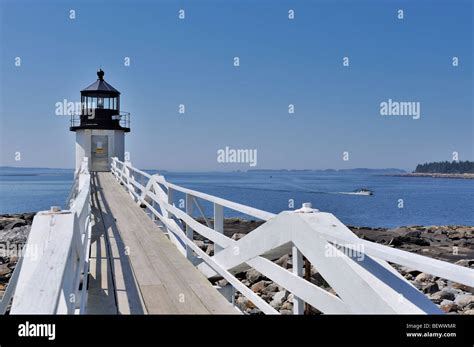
70, 69, 130, 171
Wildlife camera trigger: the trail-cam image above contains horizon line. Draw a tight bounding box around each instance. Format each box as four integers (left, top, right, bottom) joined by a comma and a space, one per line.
0, 165, 409, 172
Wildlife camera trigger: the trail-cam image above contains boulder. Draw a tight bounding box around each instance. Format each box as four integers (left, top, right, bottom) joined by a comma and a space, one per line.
392, 235, 430, 246
216, 279, 228, 287
205, 244, 214, 255
0, 217, 23, 230
0, 264, 11, 276
454, 294, 474, 308
415, 273, 433, 283
194, 240, 206, 250
4, 219, 27, 230
281, 301, 293, 311
231, 233, 246, 241
438, 289, 458, 301
270, 290, 288, 309
265, 283, 281, 294
400, 267, 422, 277
246, 268, 264, 283
236, 296, 255, 310
0, 225, 30, 244
250, 280, 267, 294
275, 254, 290, 269
435, 279, 447, 290
455, 259, 474, 268
430, 289, 461, 304
422, 282, 439, 294
451, 282, 474, 293
440, 300, 458, 313
406, 230, 422, 238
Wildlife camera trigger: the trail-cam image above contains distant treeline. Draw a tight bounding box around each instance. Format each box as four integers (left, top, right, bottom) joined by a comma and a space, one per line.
415, 161, 474, 174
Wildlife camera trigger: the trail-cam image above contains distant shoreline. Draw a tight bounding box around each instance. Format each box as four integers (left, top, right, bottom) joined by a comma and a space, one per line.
390, 173, 474, 179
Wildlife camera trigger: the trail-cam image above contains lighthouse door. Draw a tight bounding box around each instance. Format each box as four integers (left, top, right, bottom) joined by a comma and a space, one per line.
91, 135, 109, 171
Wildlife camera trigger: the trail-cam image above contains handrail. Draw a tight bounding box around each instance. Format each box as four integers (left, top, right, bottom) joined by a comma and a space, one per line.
110, 157, 474, 314
112, 159, 275, 221
6, 158, 92, 314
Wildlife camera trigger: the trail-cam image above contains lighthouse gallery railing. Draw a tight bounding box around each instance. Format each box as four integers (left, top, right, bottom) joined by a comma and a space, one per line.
110, 158, 474, 314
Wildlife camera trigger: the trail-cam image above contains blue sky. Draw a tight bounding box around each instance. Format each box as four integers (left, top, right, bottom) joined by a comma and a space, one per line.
0, 0, 472, 170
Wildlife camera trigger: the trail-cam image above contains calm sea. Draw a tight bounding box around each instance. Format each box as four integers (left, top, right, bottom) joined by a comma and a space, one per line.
0, 167, 473, 228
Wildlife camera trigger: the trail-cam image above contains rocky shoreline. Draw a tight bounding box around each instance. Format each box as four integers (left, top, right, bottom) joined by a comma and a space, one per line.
193, 219, 474, 315
0, 213, 34, 296
390, 173, 474, 179
1, 214, 473, 314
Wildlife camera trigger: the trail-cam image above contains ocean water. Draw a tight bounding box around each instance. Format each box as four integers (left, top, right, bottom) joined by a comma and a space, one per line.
0, 167, 74, 214
1, 167, 473, 228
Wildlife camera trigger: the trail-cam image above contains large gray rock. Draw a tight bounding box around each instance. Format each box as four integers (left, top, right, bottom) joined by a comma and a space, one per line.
415, 273, 433, 283
265, 282, 281, 294
454, 294, 474, 308
0, 264, 11, 276
0, 225, 30, 244
246, 268, 264, 283
438, 288, 459, 301
422, 282, 439, 294
281, 301, 293, 311
236, 296, 255, 311
440, 300, 458, 313
231, 233, 246, 241
205, 244, 214, 255
270, 290, 288, 309
275, 254, 290, 269
194, 240, 206, 250
250, 280, 267, 294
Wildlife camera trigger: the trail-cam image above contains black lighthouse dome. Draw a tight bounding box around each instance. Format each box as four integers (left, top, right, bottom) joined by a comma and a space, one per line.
70, 69, 130, 132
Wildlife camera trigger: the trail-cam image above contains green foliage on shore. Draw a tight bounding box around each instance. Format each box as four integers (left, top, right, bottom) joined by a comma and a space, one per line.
415, 161, 474, 174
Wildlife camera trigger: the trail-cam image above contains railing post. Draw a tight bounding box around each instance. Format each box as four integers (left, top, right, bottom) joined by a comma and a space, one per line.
213, 203, 224, 253
124, 160, 136, 200
292, 245, 305, 314
185, 193, 194, 261
167, 187, 174, 219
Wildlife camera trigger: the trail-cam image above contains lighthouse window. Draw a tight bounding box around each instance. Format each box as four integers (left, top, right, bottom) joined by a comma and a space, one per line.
86, 97, 95, 109
97, 97, 104, 108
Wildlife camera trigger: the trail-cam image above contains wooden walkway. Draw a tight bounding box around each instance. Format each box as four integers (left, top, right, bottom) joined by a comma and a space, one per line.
87, 172, 237, 314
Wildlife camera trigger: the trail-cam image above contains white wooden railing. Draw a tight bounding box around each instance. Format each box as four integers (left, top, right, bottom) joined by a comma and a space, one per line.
1, 158, 92, 314
111, 157, 474, 314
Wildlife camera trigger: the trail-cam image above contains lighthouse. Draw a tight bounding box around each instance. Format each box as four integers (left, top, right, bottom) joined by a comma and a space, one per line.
70, 69, 130, 171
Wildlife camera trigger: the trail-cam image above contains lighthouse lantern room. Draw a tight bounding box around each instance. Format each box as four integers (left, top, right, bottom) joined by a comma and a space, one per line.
70, 69, 130, 171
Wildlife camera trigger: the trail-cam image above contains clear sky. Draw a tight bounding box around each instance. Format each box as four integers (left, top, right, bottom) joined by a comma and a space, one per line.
0, 0, 472, 171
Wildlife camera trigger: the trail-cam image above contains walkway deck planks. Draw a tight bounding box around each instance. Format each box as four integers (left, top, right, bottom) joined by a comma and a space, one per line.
89, 172, 237, 314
